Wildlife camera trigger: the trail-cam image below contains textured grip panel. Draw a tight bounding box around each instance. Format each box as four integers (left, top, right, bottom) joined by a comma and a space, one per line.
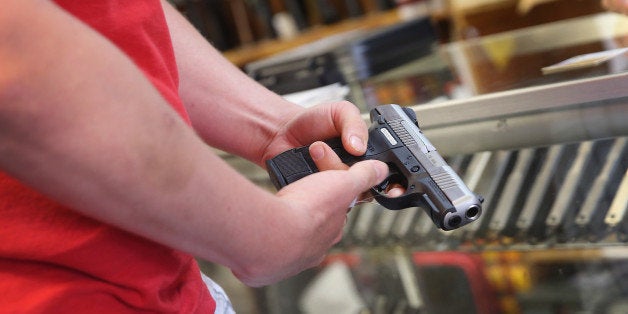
266, 146, 317, 189
273, 150, 312, 178
265, 137, 359, 189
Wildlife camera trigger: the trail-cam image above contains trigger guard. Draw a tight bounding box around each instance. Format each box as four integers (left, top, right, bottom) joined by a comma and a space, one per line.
373, 171, 406, 193
370, 167, 415, 210
369, 188, 421, 210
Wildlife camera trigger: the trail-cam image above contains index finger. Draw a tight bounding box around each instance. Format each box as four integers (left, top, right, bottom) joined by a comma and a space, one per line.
309, 141, 348, 172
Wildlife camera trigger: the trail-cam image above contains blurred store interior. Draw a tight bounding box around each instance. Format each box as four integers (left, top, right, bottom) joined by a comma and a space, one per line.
172, 0, 628, 313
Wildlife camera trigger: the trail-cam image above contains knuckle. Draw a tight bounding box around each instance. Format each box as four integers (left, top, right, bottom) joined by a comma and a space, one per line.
351, 162, 374, 190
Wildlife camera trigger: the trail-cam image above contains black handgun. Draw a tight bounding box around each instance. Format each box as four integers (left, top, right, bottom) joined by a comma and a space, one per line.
265, 104, 483, 230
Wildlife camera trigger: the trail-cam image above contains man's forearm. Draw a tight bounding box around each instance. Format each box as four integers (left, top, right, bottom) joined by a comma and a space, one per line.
0, 1, 386, 288
161, 1, 302, 165
0, 0, 299, 280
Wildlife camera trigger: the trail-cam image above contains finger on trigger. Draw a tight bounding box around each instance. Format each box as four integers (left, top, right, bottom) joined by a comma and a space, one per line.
309, 141, 348, 171
347, 160, 388, 194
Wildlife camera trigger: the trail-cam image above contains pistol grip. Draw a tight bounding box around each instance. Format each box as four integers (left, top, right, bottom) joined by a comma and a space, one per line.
266, 145, 316, 189
266, 138, 360, 189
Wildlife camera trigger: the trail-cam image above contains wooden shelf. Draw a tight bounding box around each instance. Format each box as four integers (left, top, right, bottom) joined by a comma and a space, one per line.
223, 10, 403, 67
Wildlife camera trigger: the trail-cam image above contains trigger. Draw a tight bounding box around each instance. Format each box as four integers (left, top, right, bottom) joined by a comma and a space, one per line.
375, 179, 390, 192
374, 164, 406, 194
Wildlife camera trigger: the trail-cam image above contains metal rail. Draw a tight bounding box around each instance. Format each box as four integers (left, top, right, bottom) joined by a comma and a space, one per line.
396, 72, 628, 155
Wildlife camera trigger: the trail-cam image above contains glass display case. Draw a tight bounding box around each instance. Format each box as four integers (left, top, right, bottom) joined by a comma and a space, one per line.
220, 8, 628, 314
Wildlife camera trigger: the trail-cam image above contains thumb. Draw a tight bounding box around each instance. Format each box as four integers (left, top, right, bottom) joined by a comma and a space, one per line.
346, 160, 388, 195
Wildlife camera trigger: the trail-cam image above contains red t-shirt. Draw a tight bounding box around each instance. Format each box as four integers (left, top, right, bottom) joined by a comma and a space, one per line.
0, 0, 216, 312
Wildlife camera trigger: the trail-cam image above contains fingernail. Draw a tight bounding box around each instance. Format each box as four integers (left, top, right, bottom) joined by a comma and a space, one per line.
310, 143, 325, 160
350, 135, 364, 152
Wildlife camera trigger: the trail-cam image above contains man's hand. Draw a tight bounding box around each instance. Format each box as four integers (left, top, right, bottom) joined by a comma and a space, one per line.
309, 141, 406, 201
262, 101, 368, 164
234, 158, 388, 287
